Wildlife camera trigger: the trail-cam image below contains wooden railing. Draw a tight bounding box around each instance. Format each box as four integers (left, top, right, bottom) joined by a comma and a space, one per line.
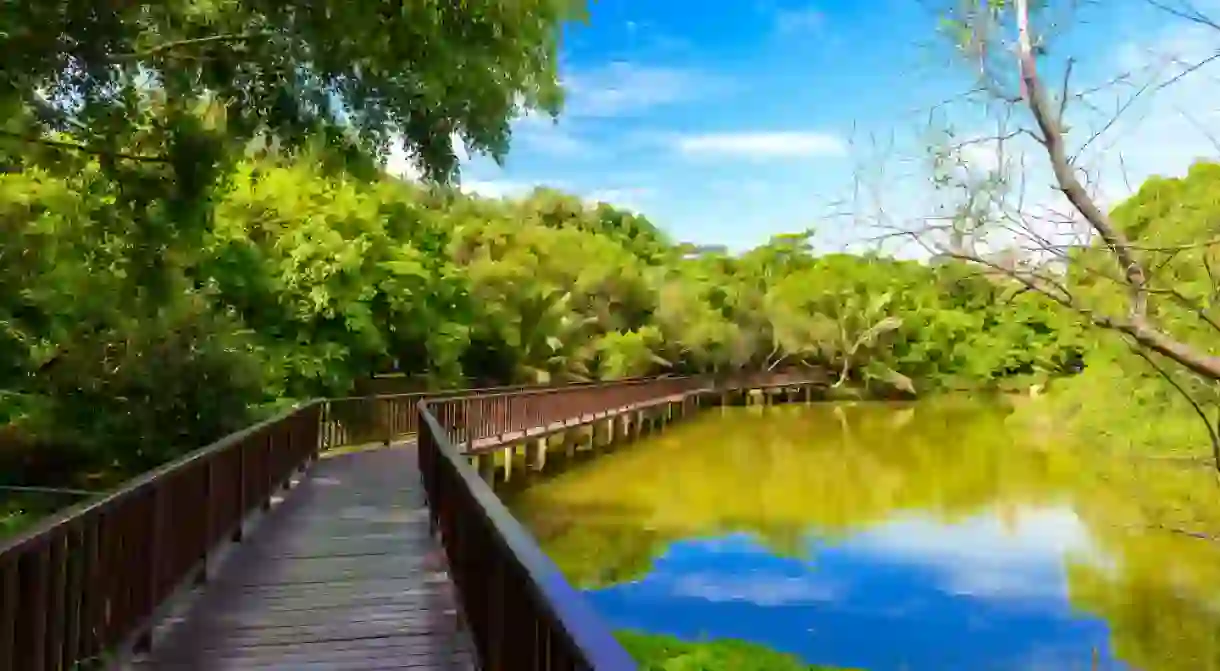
712, 367, 831, 390
0, 401, 323, 671
427, 377, 705, 451
416, 377, 707, 670
320, 377, 680, 449
0, 370, 827, 671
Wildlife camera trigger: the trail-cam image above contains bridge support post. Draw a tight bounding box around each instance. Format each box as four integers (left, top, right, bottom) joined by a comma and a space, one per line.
564, 429, 578, 459
501, 446, 514, 483
527, 439, 547, 472
477, 453, 495, 483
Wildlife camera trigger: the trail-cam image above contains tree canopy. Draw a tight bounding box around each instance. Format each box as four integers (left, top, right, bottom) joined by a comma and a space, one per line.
2, 0, 1216, 527
1, 148, 1094, 484
1, 0, 576, 182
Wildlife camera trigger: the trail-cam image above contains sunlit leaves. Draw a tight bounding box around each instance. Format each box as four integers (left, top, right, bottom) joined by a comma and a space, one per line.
0, 0, 574, 182
1032, 162, 1220, 458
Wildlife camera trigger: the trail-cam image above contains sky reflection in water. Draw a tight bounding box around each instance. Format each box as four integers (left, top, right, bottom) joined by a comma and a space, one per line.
509, 402, 1220, 671
586, 508, 1123, 670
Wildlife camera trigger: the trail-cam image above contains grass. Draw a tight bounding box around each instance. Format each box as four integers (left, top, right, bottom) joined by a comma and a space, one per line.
616, 631, 860, 670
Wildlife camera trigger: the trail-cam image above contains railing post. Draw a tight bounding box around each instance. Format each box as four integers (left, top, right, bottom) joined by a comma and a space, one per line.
198, 460, 214, 585
0, 558, 15, 668
136, 488, 163, 653
62, 527, 83, 666
232, 442, 246, 543
262, 429, 275, 511
16, 544, 49, 671
45, 534, 66, 670
382, 398, 392, 446
318, 400, 330, 456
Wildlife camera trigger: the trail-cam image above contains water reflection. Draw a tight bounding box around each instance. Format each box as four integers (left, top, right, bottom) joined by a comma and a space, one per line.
509, 401, 1220, 671
847, 507, 1102, 603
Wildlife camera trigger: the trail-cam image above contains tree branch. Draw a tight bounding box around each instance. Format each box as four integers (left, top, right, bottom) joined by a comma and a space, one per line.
114, 31, 276, 60
1011, 0, 1220, 383
0, 131, 171, 164
1014, 0, 1150, 321
1124, 341, 1220, 472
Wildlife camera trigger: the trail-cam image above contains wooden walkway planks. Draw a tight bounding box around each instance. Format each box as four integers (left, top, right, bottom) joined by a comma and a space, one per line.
125, 443, 475, 670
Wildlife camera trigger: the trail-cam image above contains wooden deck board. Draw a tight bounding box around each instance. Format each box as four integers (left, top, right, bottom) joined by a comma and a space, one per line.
125, 444, 475, 671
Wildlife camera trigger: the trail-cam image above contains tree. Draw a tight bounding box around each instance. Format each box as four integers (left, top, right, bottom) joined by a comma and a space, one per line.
1, 0, 577, 185
0, 147, 1088, 486
905, 0, 1220, 461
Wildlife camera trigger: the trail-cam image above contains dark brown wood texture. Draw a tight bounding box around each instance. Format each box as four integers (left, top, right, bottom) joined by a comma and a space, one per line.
1, 372, 829, 671
0, 402, 323, 671
418, 377, 712, 671
126, 443, 474, 670
320, 379, 666, 450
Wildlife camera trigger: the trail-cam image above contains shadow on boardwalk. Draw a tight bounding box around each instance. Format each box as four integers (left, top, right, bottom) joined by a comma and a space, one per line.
125, 443, 475, 670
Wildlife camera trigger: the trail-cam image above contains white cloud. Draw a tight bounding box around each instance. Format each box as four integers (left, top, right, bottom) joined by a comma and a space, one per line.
676, 131, 847, 159
847, 506, 1106, 603
384, 132, 470, 181
512, 112, 589, 157
460, 179, 543, 199
667, 571, 842, 606
584, 187, 654, 212
1085, 23, 1220, 203
979, 21, 1220, 207
562, 62, 717, 118
385, 139, 423, 181
775, 7, 825, 34
860, 17, 1220, 259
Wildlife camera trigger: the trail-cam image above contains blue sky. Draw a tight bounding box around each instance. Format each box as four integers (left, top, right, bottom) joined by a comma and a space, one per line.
403, 0, 1220, 253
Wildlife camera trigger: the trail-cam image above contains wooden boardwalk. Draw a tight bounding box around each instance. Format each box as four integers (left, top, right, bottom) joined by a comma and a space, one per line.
125, 443, 476, 670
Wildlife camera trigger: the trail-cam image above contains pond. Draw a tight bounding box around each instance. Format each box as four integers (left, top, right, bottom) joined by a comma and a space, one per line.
507, 400, 1220, 671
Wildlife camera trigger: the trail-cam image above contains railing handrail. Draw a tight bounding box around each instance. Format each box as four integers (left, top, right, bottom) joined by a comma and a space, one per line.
0, 370, 828, 670
0, 399, 323, 557
2, 370, 822, 556
417, 384, 647, 669
0, 376, 686, 556
413, 370, 828, 668
327, 375, 673, 403
423, 375, 695, 407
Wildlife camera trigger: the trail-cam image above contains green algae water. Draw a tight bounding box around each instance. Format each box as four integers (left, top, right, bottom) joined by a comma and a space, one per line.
508, 400, 1220, 671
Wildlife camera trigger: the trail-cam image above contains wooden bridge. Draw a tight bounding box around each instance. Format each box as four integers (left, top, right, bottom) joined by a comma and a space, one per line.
0, 371, 827, 670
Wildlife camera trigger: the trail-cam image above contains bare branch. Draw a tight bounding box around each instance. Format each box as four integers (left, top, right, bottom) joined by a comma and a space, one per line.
1014, 0, 1151, 320
1144, 0, 1220, 32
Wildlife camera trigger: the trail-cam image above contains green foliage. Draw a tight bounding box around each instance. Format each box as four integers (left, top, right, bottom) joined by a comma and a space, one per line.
1, 0, 575, 184
0, 0, 580, 485
1023, 162, 1220, 458
0, 162, 272, 480
0, 151, 1088, 487
9, 2, 1207, 489
617, 630, 854, 671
